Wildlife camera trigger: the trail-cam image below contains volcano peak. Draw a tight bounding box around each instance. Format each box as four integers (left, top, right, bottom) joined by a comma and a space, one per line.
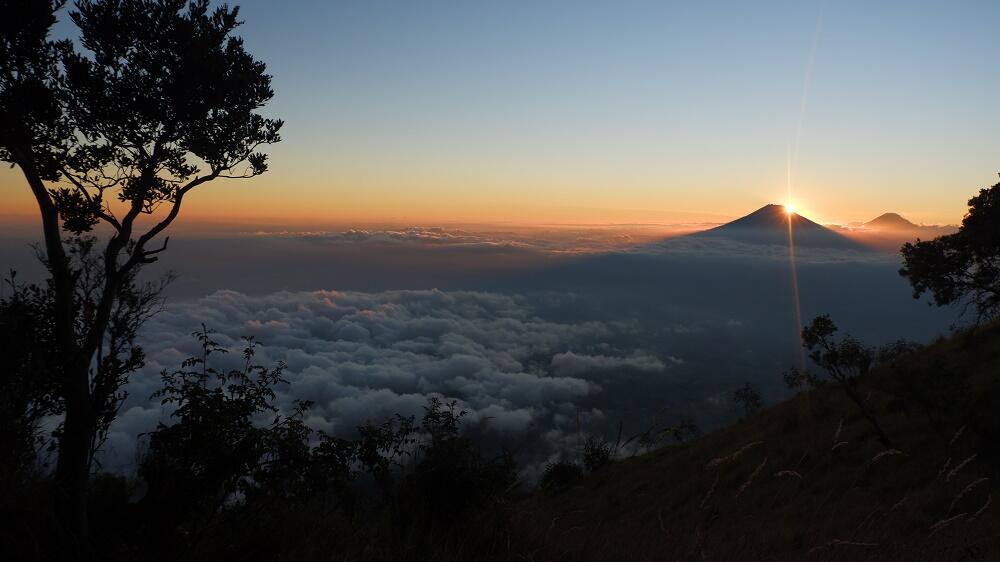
692, 204, 862, 249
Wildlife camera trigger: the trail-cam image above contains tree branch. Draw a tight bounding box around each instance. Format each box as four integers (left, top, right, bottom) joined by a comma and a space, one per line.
60, 166, 123, 230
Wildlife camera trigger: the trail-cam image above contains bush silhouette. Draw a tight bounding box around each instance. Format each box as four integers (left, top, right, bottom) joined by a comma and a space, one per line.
582, 436, 614, 472
540, 460, 583, 493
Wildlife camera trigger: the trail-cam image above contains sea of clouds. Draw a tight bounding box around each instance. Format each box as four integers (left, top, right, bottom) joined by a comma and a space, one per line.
100, 288, 702, 478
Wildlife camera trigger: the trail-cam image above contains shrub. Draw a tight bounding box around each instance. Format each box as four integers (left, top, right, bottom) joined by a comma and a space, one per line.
733, 382, 762, 419
540, 461, 583, 493
582, 436, 614, 472
398, 399, 517, 526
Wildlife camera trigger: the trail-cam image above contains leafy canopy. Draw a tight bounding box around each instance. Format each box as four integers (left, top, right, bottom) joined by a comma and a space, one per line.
901, 180, 1000, 321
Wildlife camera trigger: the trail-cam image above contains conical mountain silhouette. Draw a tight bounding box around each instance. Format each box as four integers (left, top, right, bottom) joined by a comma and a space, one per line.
692, 204, 862, 249
865, 212, 918, 230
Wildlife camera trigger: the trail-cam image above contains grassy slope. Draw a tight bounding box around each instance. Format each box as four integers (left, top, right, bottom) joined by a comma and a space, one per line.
483, 323, 1000, 561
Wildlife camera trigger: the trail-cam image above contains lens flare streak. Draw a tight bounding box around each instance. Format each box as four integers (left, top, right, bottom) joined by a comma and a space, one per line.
785, 155, 806, 373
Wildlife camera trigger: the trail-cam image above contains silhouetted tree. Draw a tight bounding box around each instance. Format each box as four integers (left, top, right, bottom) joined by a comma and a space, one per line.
801, 315, 893, 449
0, 0, 73, 494
732, 382, 762, 419
0, 237, 166, 499
0, 0, 281, 538
901, 179, 1000, 322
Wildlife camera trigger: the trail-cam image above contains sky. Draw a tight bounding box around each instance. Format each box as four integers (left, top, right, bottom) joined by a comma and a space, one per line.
4, 0, 982, 474
2, 0, 998, 227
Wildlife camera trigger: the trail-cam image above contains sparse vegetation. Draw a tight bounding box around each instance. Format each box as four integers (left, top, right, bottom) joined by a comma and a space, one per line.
801, 314, 894, 448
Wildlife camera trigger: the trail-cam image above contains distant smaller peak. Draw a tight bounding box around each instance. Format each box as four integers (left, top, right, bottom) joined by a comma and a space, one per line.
866, 213, 917, 229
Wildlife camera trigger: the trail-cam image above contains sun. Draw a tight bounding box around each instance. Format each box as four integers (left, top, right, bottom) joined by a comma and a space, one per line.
783, 203, 796, 215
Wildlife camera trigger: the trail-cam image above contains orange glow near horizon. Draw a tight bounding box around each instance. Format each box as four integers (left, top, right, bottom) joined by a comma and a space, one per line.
0, 1, 994, 235
0, 161, 983, 232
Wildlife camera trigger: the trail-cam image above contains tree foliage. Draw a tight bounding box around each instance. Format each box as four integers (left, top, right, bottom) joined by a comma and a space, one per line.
901, 180, 1000, 321
0, 0, 72, 180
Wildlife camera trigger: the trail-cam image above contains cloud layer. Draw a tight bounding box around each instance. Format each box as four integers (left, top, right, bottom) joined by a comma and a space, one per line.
102, 289, 685, 476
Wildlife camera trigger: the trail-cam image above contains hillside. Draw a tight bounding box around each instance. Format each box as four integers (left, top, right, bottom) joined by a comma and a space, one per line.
454, 323, 1000, 561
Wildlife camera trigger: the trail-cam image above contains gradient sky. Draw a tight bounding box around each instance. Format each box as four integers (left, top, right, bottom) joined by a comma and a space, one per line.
2, 0, 998, 227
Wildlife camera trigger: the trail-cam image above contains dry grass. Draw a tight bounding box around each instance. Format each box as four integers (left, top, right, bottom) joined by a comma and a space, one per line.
734, 456, 767, 500
972, 494, 992, 520
871, 449, 904, 463
946, 454, 977, 482
477, 321, 1000, 561
949, 477, 989, 516
705, 440, 763, 470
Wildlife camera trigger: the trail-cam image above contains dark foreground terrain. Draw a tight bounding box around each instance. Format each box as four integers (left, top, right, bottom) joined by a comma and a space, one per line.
491, 323, 1000, 561
5, 322, 998, 561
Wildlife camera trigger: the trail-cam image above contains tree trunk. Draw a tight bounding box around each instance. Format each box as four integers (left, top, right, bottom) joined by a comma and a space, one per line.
53, 358, 95, 545
841, 381, 892, 449
16, 152, 96, 545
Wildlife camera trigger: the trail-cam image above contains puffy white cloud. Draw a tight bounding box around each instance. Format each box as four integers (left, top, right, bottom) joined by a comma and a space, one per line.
105, 288, 679, 474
